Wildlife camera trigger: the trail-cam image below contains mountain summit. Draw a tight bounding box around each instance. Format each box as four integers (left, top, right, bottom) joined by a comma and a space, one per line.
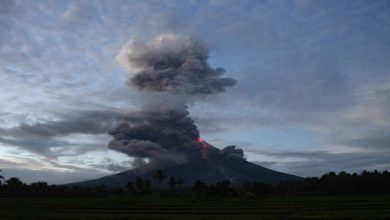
72, 144, 301, 187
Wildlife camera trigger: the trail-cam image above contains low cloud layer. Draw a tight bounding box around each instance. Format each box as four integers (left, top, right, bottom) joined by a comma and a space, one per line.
0, 110, 119, 138
253, 150, 390, 177
0, 110, 119, 156
315, 81, 390, 152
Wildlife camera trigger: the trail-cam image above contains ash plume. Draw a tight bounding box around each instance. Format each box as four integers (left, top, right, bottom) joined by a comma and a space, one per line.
117, 33, 236, 95
220, 145, 246, 160
109, 33, 238, 167
108, 106, 198, 165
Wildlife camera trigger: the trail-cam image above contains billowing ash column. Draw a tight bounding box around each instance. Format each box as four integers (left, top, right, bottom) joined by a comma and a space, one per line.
109, 33, 236, 166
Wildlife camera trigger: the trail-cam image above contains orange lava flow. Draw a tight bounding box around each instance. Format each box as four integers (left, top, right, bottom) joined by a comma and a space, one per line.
196, 137, 208, 160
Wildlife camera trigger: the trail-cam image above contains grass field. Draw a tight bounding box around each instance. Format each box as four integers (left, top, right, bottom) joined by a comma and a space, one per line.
0, 195, 389, 220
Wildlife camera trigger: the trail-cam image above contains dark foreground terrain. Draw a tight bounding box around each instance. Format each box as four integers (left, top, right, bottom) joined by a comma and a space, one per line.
0, 195, 389, 220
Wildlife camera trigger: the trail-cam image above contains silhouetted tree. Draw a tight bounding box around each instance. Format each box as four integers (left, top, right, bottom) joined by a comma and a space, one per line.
0, 170, 4, 185
126, 182, 136, 195
241, 182, 272, 196
143, 180, 151, 193
0, 170, 389, 198
168, 176, 176, 190
192, 180, 209, 198
111, 187, 124, 195
134, 177, 151, 196
214, 180, 232, 197
6, 177, 24, 187
4, 177, 25, 196
176, 177, 184, 189
275, 170, 390, 196
30, 181, 49, 196
153, 170, 167, 186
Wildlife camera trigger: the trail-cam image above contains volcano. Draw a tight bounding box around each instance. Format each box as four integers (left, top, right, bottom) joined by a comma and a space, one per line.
71, 34, 301, 188
72, 144, 301, 187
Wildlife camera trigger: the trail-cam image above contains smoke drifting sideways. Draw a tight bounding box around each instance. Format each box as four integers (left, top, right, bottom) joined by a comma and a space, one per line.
109, 33, 243, 167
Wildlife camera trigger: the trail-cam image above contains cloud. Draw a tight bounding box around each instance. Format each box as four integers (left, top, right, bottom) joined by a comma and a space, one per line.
62, 2, 101, 28
0, 110, 120, 156
0, 0, 15, 14
343, 134, 390, 150
107, 106, 200, 166
117, 33, 236, 95
252, 150, 390, 177
91, 158, 145, 172
0, 110, 119, 138
0, 136, 70, 155
108, 33, 237, 167
313, 80, 390, 151
0, 0, 17, 46
0, 157, 27, 167
1, 167, 107, 185
220, 145, 245, 159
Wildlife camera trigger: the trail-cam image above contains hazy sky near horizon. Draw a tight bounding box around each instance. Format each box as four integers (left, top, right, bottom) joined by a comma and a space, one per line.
1, 0, 390, 184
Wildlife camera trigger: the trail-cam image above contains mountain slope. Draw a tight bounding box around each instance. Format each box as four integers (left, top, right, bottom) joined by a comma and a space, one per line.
72, 156, 301, 187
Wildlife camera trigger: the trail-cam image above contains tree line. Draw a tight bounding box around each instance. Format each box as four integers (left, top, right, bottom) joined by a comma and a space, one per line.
276, 170, 390, 196
0, 169, 389, 198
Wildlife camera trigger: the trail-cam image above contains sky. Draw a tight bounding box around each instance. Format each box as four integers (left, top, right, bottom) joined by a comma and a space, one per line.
0, 0, 390, 184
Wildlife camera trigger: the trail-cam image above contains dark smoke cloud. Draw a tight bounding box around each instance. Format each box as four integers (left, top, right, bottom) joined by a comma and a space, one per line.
107, 106, 199, 165
110, 33, 238, 166
220, 145, 246, 160
0, 110, 121, 157
131, 158, 147, 167
96, 158, 146, 172
0, 110, 119, 138
117, 33, 236, 95
109, 139, 165, 159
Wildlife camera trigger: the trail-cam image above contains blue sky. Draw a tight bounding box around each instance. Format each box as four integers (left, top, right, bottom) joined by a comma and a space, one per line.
0, 0, 390, 184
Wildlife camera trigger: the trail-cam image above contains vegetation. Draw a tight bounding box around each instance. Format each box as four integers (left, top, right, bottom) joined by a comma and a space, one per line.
153, 169, 167, 185
0, 170, 4, 185
276, 170, 390, 196
0, 170, 389, 198
0, 170, 389, 219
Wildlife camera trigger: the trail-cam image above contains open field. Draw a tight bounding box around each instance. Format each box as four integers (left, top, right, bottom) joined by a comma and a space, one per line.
0, 195, 389, 220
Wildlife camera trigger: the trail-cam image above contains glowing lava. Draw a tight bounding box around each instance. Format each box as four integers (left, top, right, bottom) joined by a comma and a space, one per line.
196, 137, 208, 160
196, 137, 204, 143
